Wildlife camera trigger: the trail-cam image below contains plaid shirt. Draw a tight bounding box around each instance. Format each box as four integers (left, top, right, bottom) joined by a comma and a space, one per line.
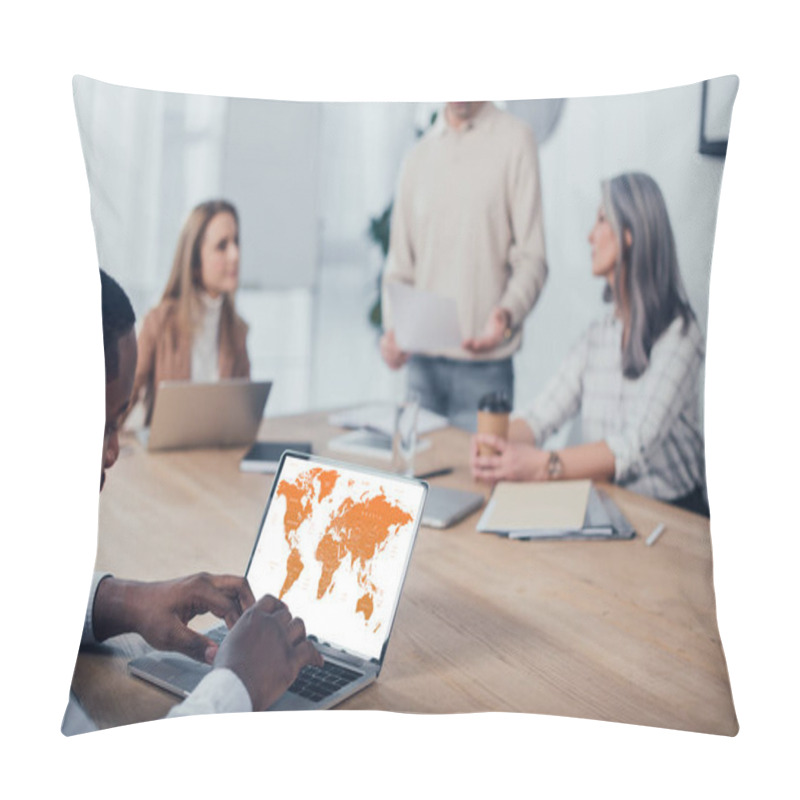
518, 313, 706, 501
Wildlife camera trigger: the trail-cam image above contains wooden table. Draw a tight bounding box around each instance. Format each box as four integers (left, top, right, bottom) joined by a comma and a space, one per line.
71, 411, 738, 735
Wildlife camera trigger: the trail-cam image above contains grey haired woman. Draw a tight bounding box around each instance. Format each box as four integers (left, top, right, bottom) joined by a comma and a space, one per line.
471, 172, 708, 515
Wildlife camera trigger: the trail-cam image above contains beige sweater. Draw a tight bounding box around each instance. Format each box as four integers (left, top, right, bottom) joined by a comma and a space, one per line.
382, 102, 548, 361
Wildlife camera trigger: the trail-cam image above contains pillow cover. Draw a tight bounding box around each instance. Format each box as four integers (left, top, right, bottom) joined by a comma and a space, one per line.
65, 75, 738, 736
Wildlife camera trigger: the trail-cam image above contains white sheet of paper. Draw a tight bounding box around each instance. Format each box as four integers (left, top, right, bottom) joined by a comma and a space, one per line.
329, 402, 449, 437
387, 282, 463, 352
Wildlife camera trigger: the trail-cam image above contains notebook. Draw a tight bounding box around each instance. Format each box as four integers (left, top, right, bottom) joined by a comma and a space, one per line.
129, 451, 428, 710
478, 480, 592, 533
477, 480, 635, 540
145, 379, 271, 451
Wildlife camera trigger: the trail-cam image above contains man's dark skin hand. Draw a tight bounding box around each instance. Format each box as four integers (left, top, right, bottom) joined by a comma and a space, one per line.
215, 594, 324, 711
92, 572, 256, 664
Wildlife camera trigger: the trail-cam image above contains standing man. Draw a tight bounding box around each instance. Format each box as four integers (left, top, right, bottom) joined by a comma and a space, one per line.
380, 101, 548, 430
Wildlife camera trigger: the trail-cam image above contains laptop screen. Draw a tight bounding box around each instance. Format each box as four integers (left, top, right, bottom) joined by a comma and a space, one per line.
245, 454, 427, 662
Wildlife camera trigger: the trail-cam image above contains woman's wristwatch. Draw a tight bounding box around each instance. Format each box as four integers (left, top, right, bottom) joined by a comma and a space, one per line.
546, 450, 564, 480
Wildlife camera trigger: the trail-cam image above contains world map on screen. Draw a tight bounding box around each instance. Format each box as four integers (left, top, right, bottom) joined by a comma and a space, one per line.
275, 467, 414, 625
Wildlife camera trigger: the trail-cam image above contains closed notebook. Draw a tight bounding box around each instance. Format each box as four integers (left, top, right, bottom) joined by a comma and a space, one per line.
507, 485, 636, 540
477, 480, 592, 533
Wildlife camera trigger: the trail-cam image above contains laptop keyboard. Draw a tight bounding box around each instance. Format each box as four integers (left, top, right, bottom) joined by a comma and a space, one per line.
288, 661, 363, 702
206, 625, 361, 702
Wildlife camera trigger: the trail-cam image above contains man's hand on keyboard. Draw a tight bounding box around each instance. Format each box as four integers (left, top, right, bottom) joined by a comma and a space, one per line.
213, 594, 324, 711
93, 572, 257, 664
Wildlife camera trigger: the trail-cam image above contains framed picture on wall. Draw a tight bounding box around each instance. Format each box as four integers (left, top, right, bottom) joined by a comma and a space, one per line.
699, 76, 738, 156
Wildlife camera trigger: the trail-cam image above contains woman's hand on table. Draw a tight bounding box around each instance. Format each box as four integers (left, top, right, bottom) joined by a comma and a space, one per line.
470, 434, 549, 483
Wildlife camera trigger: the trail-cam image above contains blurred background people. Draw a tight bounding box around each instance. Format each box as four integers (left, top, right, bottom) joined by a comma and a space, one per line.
471, 173, 708, 516
380, 101, 548, 430
74, 79, 734, 421
128, 199, 251, 425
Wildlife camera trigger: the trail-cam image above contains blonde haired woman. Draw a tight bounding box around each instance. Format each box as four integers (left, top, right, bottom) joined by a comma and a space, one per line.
130, 199, 250, 425
471, 173, 708, 515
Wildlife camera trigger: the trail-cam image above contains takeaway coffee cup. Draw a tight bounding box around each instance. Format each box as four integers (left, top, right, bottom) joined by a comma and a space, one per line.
476, 391, 512, 456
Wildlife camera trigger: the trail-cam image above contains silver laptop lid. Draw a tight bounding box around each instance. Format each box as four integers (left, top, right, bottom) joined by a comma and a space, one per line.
422, 485, 484, 528
147, 379, 271, 451
244, 452, 427, 666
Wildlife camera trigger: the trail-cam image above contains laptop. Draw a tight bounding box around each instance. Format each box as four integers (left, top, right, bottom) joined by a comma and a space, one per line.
144, 379, 271, 451
421, 485, 484, 529
129, 451, 428, 710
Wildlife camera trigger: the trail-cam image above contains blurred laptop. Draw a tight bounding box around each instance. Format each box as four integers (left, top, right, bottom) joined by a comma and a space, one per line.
129, 451, 428, 710
143, 379, 271, 451
422, 485, 484, 528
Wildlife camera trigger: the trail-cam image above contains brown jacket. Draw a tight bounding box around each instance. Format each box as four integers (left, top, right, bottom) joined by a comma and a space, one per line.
131, 299, 250, 425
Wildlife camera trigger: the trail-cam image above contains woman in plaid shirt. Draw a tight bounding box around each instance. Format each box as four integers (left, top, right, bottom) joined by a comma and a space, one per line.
471, 173, 708, 515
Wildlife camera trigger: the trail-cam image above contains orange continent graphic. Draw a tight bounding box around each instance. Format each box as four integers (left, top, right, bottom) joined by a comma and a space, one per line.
356, 594, 374, 621
276, 473, 412, 625
316, 492, 413, 620
280, 548, 304, 599
276, 468, 340, 598
315, 531, 346, 599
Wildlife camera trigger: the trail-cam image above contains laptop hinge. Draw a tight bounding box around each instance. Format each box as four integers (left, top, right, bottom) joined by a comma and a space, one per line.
316, 642, 374, 672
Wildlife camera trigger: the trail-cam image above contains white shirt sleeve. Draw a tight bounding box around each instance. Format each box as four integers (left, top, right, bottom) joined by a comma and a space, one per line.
61, 691, 99, 736
82, 572, 113, 645
516, 330, 589, 445
605, 321, 703, 484
166, 668, 253, 718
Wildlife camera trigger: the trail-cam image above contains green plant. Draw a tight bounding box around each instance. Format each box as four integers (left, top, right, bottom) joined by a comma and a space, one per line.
367, 202, 393, 329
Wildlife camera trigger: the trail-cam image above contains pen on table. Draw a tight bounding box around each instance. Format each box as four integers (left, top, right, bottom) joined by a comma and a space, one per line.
645, 523, 666, 547
415, 467, 454, 480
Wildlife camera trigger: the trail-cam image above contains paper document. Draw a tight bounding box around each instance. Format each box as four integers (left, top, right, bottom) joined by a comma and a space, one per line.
329, 402, 449, 437
387, 282, 463, 352
328, 429, 431, 462
477, 480, 592, 533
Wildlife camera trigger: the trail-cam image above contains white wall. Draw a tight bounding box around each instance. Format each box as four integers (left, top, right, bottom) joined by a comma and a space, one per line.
73, 77, 229, 314
318, 102, 417, 264
222, 98, 322, 290
73, 77, 324, 311
512, 79, 735, 424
